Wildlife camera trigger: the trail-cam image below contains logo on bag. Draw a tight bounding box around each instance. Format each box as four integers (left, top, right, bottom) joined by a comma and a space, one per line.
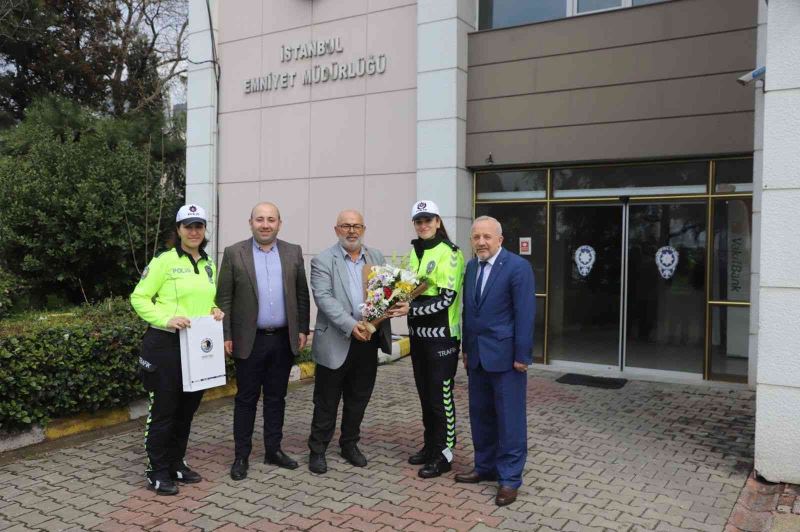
574, 245, 596, 277
200, 338, 213, 353
655, 246, 679, 279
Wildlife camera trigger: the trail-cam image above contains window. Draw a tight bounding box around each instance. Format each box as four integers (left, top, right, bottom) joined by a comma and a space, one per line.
478, 0, 566, 30
478, 0, 669, 30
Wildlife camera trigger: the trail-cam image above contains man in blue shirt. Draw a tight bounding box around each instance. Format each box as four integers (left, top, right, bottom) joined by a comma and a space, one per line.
217, 202, 310, 480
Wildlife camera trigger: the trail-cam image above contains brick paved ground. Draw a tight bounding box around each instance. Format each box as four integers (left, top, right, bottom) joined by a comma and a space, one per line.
0, 359, 756, 531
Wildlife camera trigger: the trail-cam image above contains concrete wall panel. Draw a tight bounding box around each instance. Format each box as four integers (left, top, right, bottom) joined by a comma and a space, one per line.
468, 0, 758, 66
467, 112, 754, 167
313, 0, 369, 24
259, 179, 311, 251
260, 103, 311, 181
309, 176, 365, 254
218, 38, 262, 113
310, 16, 368, 101
262, 0, 312, 34
364, 173, 418, 255
468, 72, 755, 133
367, 5, 417, 93
218, 110, 261, 183
309, 97, 366, 178
755, 384, 800, 483
218, 0, 261, 43
365, 90, 417, 175
218, 182, 260, 249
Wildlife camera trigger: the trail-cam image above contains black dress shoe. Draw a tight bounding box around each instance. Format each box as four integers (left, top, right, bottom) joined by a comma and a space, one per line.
230, 457, 248, 481
147, 477, 179, 496
265, 449, 299, 470
408, 447, 429, 465
308, 452, 327, 474
340, 445, 367, 467
418, 456, 452, 479
454, 469, 496, 483
171, 462, 202, 484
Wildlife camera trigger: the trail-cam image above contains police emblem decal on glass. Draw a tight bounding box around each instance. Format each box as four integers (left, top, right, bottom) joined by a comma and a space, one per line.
655, 246, 679, 279
574, 245, 596, 278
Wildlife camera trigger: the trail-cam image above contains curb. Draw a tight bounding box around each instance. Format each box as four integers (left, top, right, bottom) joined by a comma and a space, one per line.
0, 337, 411, 454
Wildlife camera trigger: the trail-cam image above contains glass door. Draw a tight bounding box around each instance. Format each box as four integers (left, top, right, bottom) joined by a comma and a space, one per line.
624, 202, 707, 373
548, 204, 623, 366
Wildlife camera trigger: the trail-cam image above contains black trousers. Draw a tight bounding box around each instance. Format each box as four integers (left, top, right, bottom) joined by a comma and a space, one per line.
410, 336, 460, 459
233, 329, 293, 459
308, 337, 378, 454
140, 328, 204, 481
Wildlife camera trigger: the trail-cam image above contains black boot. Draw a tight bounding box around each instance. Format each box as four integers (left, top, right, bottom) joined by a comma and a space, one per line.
171, 461, 202, 484
418, 455, 452, 479
408, 447, 429, 465
147, 476, 179, 496
309, 452, 327, 474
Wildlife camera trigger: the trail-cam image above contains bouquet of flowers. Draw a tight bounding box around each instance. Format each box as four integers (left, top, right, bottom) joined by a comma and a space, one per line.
359, 264, 428, 333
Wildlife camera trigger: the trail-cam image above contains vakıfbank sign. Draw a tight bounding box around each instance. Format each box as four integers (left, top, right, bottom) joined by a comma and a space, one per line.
244, 37, 387, 94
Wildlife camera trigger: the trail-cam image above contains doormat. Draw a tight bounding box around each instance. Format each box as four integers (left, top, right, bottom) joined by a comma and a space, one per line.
555, 373, 628, 389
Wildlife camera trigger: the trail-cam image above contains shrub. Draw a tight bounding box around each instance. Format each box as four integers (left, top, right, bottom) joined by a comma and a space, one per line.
0, 298, 242, 430
0, 97, 183, 304
0, 268, 25, 319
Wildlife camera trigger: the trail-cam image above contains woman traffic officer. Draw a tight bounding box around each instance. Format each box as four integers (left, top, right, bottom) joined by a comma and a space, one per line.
130, 204, 223, 495
406, 200, 465, 479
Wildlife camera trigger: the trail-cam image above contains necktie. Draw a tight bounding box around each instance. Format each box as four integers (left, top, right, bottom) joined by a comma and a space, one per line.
475, 261, 488, 304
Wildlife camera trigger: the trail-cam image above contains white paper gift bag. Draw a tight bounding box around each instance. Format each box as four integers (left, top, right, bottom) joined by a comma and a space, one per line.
178, 316, 227, 392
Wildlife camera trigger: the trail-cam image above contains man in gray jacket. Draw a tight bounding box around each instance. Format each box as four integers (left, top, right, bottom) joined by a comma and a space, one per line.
307, 209, 408, 474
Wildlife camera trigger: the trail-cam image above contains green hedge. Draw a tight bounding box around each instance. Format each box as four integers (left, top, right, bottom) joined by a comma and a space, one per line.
0, 299, 148, 430
0, 299, 317, 431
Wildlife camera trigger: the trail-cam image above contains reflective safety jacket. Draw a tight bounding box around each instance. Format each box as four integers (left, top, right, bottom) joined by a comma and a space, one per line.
407, 237, 465, 340
130, 246, 217, 330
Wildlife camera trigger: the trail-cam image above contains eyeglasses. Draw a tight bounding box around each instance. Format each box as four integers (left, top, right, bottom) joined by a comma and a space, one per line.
337, 223, 365, 232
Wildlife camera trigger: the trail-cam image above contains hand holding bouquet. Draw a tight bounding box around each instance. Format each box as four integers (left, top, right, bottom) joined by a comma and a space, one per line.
359, 264, 428, 334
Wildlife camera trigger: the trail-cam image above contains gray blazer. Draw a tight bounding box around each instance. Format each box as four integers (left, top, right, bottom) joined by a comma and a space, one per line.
311, 243, 392, 370
216, 238, 310, 359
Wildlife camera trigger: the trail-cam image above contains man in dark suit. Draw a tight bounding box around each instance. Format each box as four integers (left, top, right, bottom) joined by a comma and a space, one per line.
456, 215, 535, 506
216, 202, 310, 480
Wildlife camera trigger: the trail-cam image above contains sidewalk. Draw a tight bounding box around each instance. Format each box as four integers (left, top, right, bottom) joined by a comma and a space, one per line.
0, 358, 756, 531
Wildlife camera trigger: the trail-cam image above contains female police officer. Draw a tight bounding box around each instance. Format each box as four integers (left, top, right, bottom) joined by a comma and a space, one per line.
130, 204, 223, 495
406, 200, 465, 479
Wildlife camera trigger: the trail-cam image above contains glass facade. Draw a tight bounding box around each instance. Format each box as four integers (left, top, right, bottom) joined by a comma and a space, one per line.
474, 157, 753, 382
478, 0, 669, 30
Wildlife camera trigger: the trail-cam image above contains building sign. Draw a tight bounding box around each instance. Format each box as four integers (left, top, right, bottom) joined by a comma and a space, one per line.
244, 36, 387, 94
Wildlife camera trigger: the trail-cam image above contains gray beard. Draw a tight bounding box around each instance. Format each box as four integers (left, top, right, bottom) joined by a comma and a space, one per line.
338, 235, 362, 253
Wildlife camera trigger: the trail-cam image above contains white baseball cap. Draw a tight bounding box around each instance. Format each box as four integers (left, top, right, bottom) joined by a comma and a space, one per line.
411, 200, 440, 220
176, 204, 207, 225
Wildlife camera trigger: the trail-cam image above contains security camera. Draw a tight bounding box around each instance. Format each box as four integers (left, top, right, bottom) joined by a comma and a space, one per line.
737, 66, 766, 86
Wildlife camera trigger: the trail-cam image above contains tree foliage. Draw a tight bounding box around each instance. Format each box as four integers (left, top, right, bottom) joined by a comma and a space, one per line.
0, 0, 188, 126
0, 97, 183, 304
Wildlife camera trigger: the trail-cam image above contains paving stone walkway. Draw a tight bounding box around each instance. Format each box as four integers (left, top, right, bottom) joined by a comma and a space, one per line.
0, 359, 755, 531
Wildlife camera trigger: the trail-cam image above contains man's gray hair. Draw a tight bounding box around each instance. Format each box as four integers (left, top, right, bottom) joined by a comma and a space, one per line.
472, 215, 503, 236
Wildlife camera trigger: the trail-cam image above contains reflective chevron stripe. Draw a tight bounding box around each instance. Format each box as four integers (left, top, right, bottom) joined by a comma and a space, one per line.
411, 326, 448, 338
144, 392, 154, 474
410, 289, 456, 317
442, 378, 456, 448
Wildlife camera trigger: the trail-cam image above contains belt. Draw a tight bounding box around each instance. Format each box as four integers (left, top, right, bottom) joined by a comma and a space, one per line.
257, 327, 288, 335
